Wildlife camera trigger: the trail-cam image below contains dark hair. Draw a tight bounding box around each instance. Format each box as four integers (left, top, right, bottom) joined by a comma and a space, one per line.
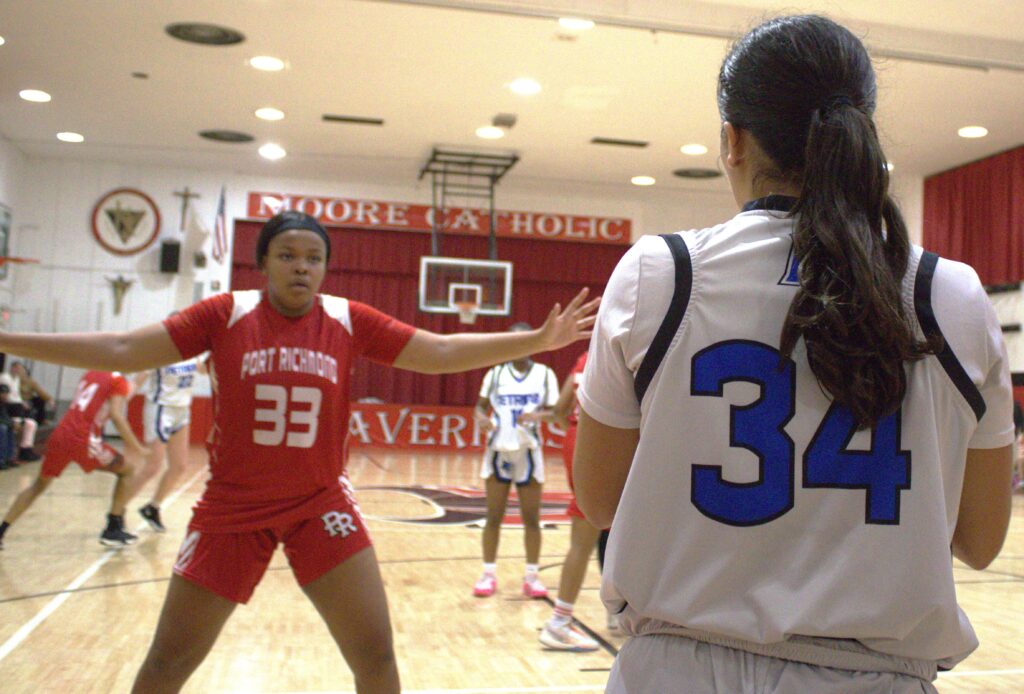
256, 211, 331, 267
718, 15, 934, 428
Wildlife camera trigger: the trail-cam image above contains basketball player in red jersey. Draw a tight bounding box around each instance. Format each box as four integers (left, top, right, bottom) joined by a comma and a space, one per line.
523, 351, 603, 651
0, 370, 148, 549
0, 210, 599, 694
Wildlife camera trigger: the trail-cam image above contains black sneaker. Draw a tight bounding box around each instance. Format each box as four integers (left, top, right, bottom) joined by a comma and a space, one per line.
17, 448, 41, 462
100, 526, 138, 548
139, 504, 165, 533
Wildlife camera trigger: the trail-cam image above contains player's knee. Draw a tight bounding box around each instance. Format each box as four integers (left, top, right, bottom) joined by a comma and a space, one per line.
347, 634, 396, 677
142, 642, 209, 679
484, 508, 504, 527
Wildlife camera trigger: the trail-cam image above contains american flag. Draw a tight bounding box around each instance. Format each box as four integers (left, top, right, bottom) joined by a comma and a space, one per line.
211, 186, 228, 263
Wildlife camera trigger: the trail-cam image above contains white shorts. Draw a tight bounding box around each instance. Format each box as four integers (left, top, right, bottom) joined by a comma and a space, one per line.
606, 634, 936, 694
480, 446, 544, 485
143, 402, 191, 444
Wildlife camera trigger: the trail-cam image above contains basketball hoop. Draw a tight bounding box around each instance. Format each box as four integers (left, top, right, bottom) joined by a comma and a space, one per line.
454, 301, 479, 325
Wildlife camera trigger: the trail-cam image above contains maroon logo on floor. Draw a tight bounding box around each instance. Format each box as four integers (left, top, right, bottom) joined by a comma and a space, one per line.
359, 485, 574, 527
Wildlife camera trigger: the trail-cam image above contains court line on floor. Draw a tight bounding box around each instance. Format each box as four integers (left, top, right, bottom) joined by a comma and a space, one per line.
0, 465, 206, 664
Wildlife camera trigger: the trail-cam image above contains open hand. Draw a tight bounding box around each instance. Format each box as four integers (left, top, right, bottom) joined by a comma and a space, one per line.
537, 288, 601, 352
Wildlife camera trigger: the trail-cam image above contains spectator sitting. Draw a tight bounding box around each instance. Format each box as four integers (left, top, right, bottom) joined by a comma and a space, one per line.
10, 362, 55, 425
0, 384, 19, 469
0, 367, 41, 462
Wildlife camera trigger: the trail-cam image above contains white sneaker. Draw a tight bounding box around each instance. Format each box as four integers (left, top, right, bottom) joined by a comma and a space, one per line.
539, 621, 600, 652
607, 612, 621, 632
522, 575, 548, 598
473, 573, 497, 597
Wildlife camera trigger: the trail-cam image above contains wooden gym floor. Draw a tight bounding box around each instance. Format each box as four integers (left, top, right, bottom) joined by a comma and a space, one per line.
0, 446, 1022, 693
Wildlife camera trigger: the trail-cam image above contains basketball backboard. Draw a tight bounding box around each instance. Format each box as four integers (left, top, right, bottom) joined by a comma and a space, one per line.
418, 256, 512, 316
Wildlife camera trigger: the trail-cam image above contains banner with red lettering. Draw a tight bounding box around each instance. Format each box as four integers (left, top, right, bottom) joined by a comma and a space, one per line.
247, 191, 630, 245
348, 403, 565, 452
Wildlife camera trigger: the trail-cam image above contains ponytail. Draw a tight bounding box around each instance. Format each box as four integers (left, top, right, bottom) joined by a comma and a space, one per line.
781, 103, 933, 427
719, 15, 935, 429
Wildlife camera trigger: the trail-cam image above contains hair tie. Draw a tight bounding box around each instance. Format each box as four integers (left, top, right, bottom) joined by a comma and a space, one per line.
820, 94, 854, 116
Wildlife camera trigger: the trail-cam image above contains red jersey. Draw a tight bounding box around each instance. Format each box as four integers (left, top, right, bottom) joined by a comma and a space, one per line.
54, 371, 131, 444
568, 352, 587, 426
164, 291, 415, 532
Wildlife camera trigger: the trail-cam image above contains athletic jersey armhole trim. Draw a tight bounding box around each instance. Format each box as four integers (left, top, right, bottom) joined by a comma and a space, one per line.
634, 233, 692, 404
914, 251, 986, 421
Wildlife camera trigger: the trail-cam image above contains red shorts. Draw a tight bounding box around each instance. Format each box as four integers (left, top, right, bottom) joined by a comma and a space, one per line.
172, 491, 372, 604
42, 431, 119, 478
562, 424, 585, 520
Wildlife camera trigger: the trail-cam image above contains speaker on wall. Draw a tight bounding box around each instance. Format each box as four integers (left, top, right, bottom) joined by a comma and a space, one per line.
160, 240, 181, 273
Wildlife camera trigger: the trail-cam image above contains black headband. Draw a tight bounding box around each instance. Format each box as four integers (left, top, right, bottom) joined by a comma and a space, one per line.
256, 211, 331, 265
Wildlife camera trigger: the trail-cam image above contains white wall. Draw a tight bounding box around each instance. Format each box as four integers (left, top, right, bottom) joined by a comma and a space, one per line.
4, 153, 930, 398
0, 136, 25, 213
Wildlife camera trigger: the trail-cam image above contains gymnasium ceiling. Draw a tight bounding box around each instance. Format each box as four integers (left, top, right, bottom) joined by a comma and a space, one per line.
0, 0, 1022, 191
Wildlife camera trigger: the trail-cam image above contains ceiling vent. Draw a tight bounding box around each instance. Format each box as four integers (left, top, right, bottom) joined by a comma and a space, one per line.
673, 167, 721, 179
166, 23, 245, 46
591, 137, 648, 148
322, 114, 385, 126
199, 129, 254, 143
492, 113, 517, 129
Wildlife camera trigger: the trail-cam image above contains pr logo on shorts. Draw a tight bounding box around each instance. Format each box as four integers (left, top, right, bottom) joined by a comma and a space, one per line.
321, 511, 358, 538
174, 530, 201, 572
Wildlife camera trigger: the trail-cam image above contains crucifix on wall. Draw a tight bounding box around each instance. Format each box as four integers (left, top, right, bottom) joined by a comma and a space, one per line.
106, 274, 134, 315
173, 186, 200, 232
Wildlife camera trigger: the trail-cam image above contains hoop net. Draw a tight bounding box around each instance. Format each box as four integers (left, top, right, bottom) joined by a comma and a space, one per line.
454, 301, 479, 325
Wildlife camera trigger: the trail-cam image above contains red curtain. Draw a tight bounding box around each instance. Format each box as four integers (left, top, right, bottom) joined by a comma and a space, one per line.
923, 146, 1024, 285
231, 222, 627, 405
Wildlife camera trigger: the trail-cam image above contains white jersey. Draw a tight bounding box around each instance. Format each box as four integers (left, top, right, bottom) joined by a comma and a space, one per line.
480, 361, 558, 451
579, 197, 1014, 669
142, 358, 200, 408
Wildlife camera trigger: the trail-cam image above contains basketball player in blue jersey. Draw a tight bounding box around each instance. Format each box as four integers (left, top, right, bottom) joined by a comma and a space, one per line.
129, 348, 204, 532
574, 15, 1013, 693
472, 322, 559, 599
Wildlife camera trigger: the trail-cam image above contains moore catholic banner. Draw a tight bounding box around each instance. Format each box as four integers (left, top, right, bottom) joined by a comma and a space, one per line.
247, 191, 631, 245
348, 403, 565, 452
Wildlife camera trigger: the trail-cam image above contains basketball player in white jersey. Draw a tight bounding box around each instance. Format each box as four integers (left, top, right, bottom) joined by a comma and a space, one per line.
472, 322, 559, 599
130, 346, 204, 532
574, 15, 1013, 693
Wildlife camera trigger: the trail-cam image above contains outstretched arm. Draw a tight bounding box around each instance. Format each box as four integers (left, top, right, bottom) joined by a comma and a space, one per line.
393, 288, 599, 375
0, 323, 182, 373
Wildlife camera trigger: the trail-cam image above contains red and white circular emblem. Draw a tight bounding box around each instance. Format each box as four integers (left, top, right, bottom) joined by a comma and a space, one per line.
91, 188, 161, 256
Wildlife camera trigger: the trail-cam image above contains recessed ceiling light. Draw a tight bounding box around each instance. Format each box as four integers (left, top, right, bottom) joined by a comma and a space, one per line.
508, 78, 541, 96
0, 36, 6, 47
559, 17, 595, 31
166, 23, 245, 46
885, 162, 895, 172
258, 142, 287, 160
56, 132, 84, 143
19, 89, 51, 103
957, 125, 988, 139
631, 175, 656, 186
255, 107, 285, 121
249, 55, 285, 72
680, 144, 708, 156
475, 125, 505, 140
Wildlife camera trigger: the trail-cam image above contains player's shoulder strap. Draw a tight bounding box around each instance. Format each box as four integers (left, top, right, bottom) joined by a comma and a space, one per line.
913, 250, 986, 421
634, 232, 692, 404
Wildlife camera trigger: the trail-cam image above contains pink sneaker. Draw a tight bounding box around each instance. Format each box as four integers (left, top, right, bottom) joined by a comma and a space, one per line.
522, 575, 548, 599
473, 573, 497, 597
